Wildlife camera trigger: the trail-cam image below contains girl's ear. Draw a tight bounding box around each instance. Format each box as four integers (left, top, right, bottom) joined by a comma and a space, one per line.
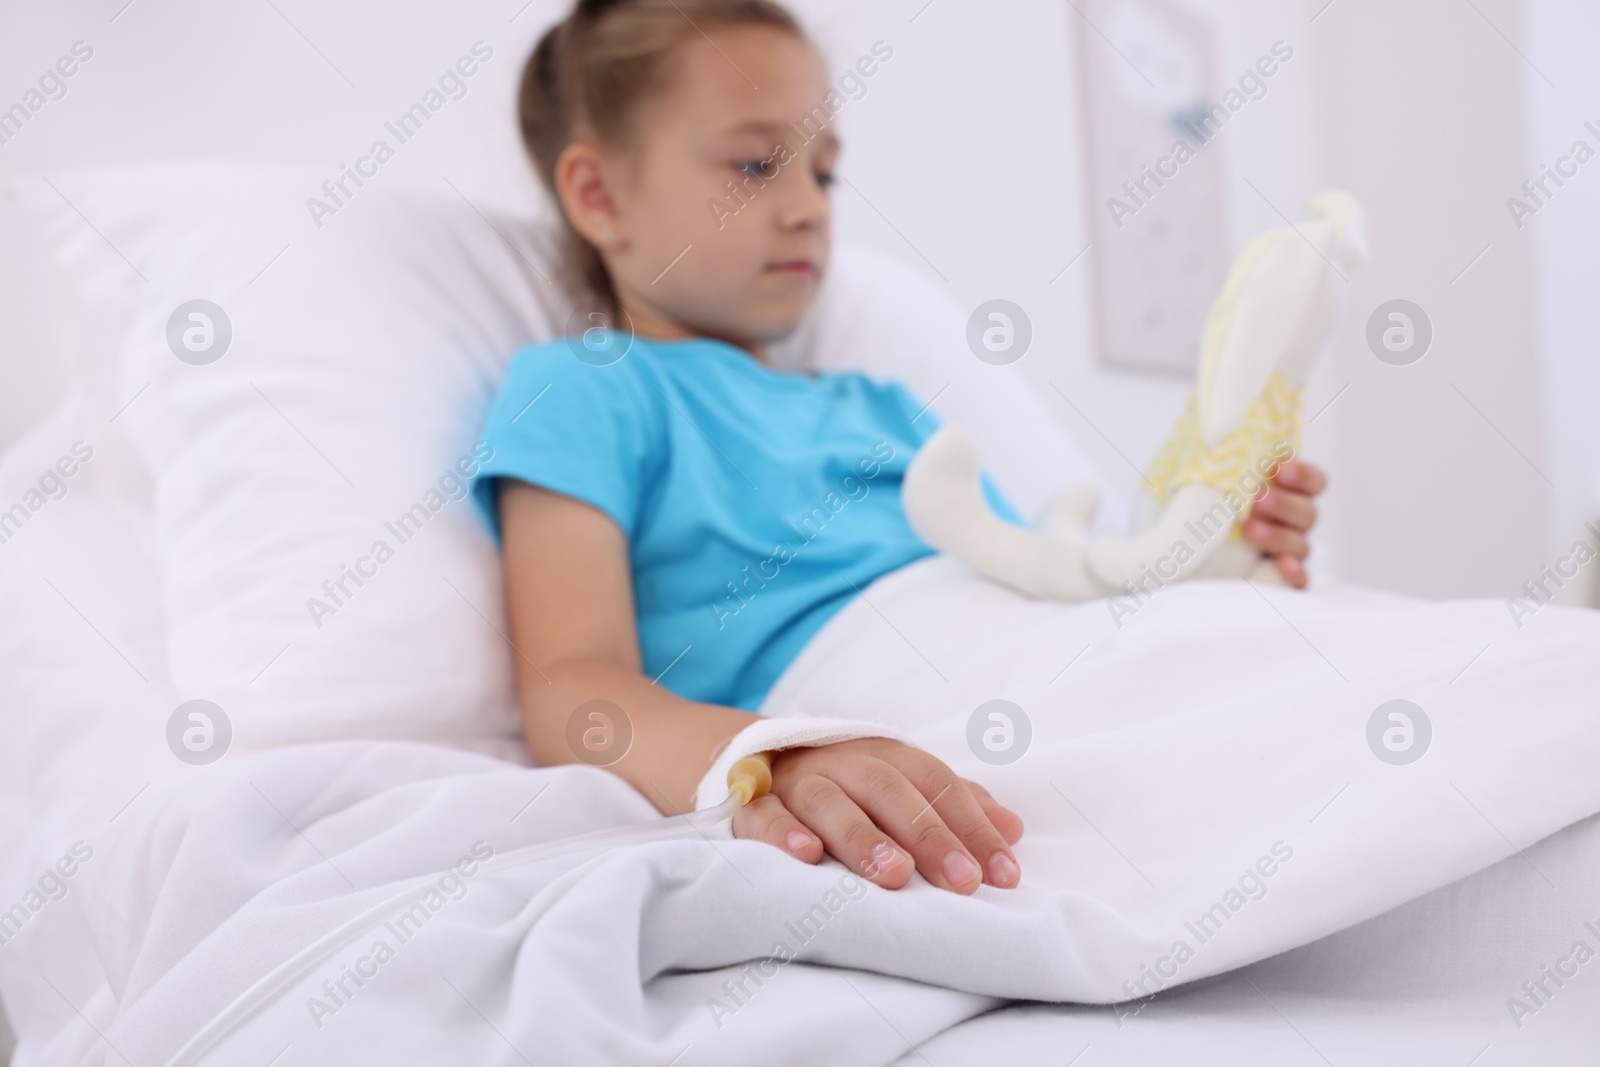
555, 142, 625, 250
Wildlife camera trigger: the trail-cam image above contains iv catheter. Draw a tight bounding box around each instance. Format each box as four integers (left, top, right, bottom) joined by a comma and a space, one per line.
161, 753, 776, 1067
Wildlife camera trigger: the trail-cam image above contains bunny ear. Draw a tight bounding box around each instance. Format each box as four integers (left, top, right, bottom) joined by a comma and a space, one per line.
1303, 190, 1371, 267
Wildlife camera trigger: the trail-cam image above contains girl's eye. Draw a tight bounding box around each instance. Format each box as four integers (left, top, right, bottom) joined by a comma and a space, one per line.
814, 170, 835, 191
739, 161, 770, 180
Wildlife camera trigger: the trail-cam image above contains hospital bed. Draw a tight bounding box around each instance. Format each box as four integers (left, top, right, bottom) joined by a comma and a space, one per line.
1, 164, 1596, 1065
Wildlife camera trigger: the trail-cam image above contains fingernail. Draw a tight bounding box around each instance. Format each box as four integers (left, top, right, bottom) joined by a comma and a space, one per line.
943, 851, 980, 886
988, 852, 1020, 887
785, 830, 812, 852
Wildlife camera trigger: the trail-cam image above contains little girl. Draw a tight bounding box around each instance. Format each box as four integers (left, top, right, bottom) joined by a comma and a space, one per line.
472, 0, 1323, 895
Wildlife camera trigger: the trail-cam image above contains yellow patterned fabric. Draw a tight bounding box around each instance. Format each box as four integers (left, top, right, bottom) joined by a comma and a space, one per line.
1142, 371, 1304, 537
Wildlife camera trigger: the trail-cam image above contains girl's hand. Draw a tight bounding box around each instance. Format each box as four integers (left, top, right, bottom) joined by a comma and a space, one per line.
1245, 458, 1328, 589
730, 737, 1024, 894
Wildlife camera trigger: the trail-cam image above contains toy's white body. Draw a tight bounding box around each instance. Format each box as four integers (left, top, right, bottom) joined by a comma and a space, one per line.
903, 192, 1369, 601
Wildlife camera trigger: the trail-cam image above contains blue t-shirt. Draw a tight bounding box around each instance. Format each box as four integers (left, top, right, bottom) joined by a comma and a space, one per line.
473, 334, 1019, 711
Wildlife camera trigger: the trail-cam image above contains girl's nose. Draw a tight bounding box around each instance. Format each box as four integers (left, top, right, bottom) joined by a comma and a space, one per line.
775, 169, 830, 231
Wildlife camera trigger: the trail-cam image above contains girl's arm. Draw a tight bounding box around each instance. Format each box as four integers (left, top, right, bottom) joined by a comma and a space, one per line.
500, 481, 1024, 893
500, 480, 754, 815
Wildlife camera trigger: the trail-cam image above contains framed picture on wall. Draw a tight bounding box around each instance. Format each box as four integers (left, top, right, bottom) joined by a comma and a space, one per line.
1077, 0, 1230, 376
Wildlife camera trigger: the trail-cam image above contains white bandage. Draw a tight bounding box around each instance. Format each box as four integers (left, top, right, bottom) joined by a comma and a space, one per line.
693, 716, 916, 812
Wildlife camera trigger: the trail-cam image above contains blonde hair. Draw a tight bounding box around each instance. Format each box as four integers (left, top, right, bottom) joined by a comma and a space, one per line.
518, 0, 806, 307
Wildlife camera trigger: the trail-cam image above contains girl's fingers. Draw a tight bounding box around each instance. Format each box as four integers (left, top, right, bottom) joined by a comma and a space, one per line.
780, 772, 917, 889
731, 793, 824, 863
827, 756, 992, 893
1254, 487, 1318, 533
1274, 459, 1328, 496
1253, 485, 1318, 533
896, 754, 1022, 890
1244, 518, 1309, 562
965, 779, 1025, 845
756, 741, 1027, 894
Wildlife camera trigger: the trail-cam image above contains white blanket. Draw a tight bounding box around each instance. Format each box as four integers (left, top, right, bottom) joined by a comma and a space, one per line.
7, 538, 1599, 1065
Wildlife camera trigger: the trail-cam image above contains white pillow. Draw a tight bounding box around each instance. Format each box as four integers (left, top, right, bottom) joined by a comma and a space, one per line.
8, 162, 1100, 758
9, 164, 572, 760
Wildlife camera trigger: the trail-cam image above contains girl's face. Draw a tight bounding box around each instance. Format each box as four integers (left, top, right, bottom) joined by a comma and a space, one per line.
560, 26, 837, 355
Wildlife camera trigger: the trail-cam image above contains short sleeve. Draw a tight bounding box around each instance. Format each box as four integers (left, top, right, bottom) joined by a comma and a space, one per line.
471, 343, 663, 542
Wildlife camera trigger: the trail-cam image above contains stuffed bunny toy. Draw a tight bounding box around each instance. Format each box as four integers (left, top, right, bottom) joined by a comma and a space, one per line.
903, 191, 1368, 600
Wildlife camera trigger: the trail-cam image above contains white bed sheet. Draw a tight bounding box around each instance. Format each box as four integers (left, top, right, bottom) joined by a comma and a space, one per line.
3, 397, 1599, 1066
902, 811, 1600, 1065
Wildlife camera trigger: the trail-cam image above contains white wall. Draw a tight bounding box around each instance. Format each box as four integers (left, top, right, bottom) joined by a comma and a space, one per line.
0, 0, 1582, 601
1306, 0, 1552, 599
1521, 0, 1600, 608
0, 177, 70, 449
